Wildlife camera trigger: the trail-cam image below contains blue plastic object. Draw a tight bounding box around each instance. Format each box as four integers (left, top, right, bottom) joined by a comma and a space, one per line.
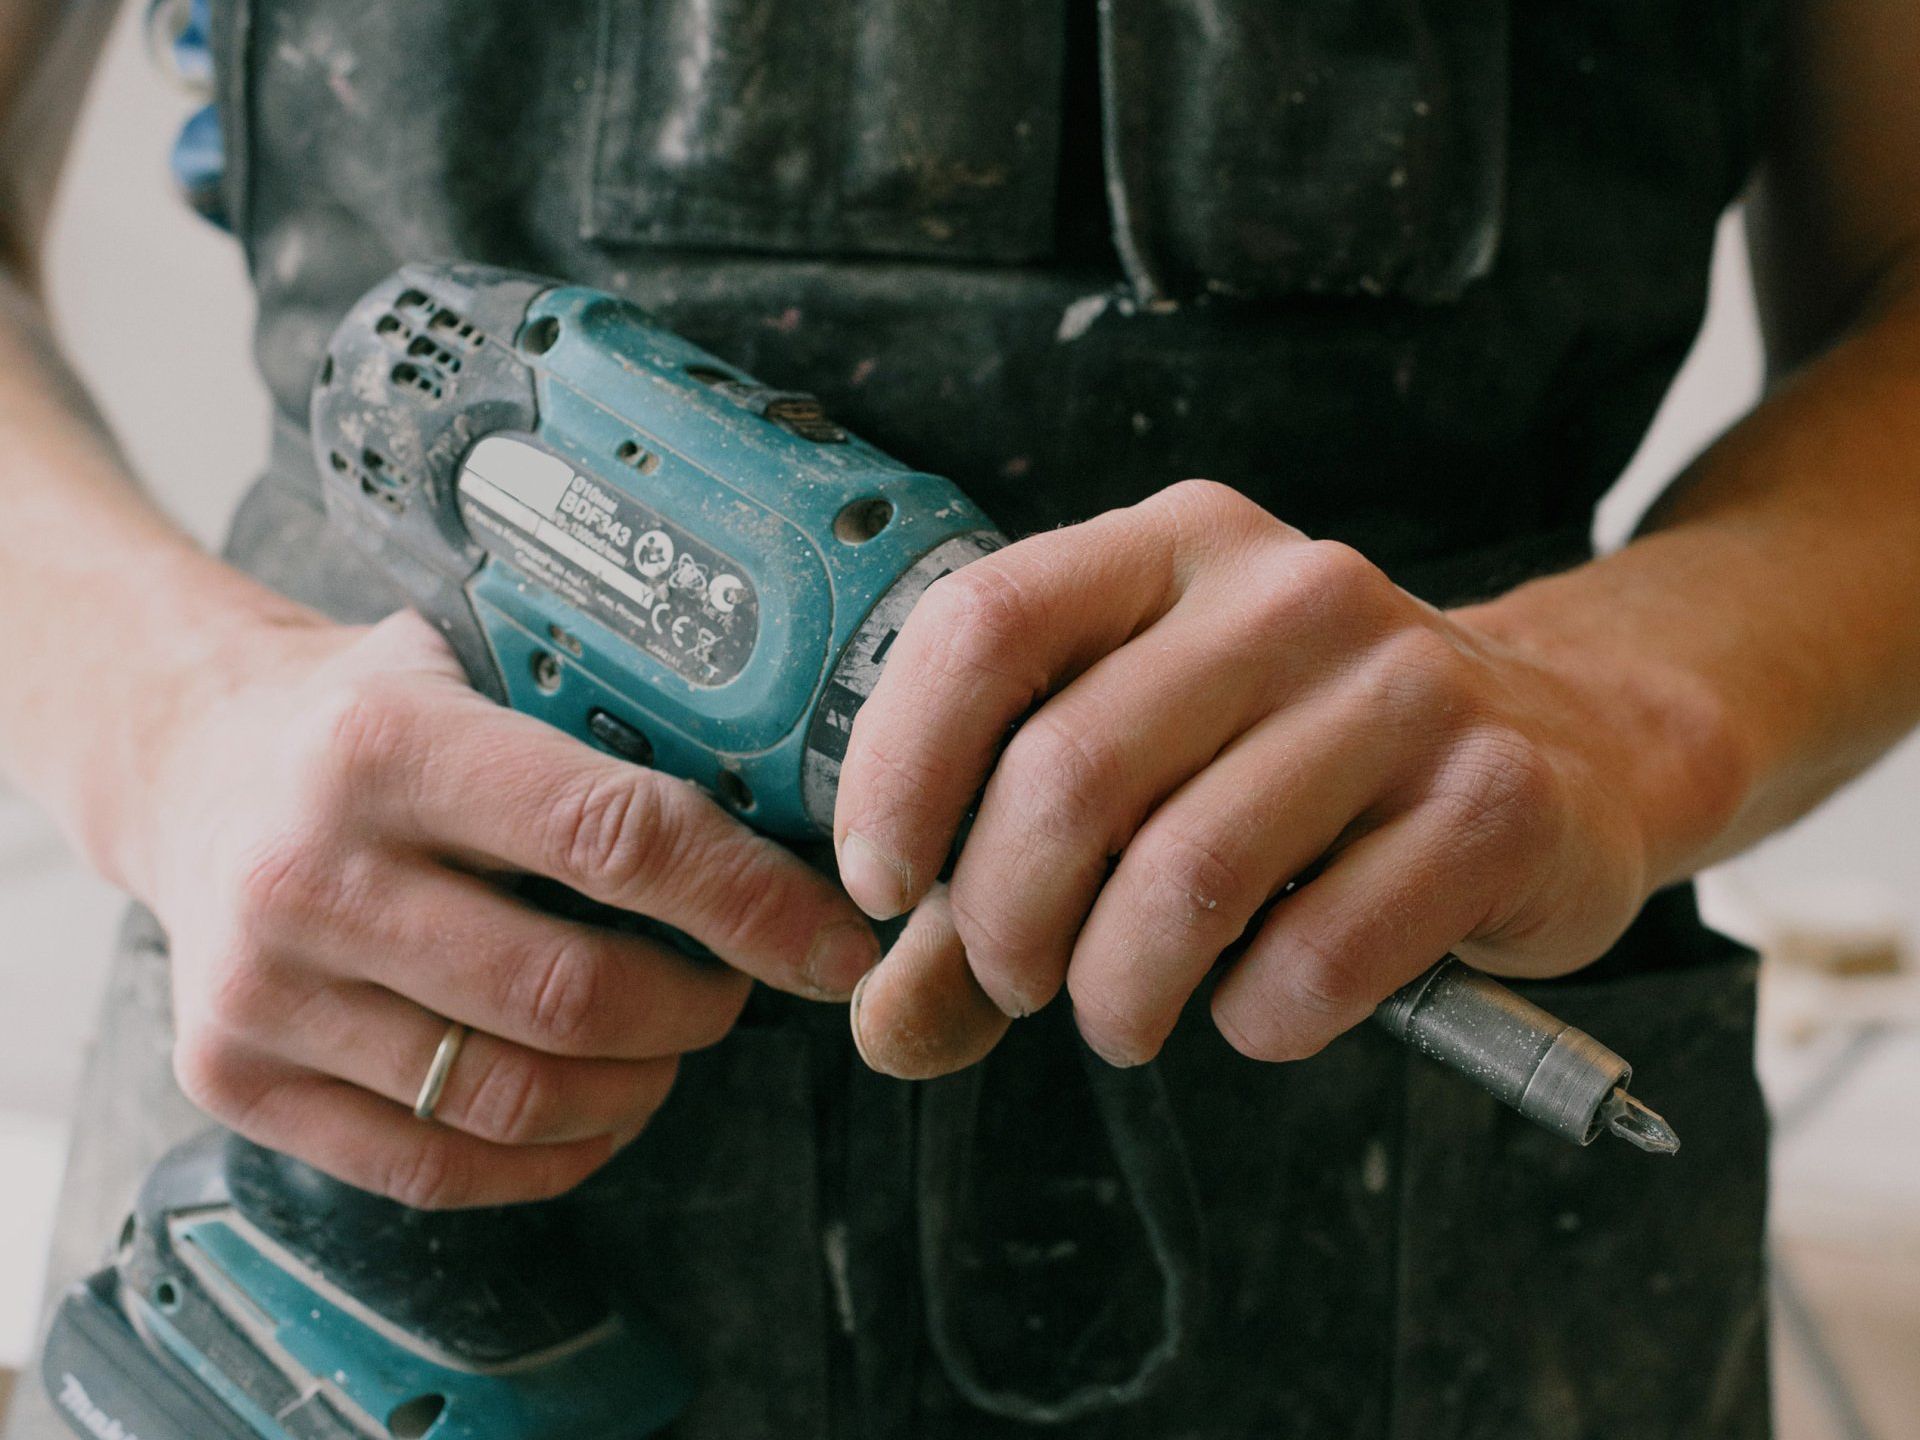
133, 1215, 689, 1439
149, 0, 228, 228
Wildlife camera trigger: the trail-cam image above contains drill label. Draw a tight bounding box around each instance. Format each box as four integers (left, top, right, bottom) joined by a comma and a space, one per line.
457, 436, 759, 687
801, 531, 1002, 828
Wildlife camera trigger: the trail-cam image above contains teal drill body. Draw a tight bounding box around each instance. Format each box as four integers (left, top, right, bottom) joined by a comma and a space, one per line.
313, 263, 1002, 838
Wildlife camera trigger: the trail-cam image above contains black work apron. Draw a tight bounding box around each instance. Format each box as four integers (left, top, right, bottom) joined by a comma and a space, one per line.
11, 2, 1776, 1436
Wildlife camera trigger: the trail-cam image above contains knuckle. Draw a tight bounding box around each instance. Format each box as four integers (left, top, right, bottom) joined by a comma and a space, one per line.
312, 681, 417, 790
382, 1134, 469, 1211
1436, 729, 1558, 852
548, 770, 678, 893
1155, 480, 1300, 560
463, 1049, 561, 1144
1248, 539, 1386, 635
1284, 929, 1375, 1021
514, 937, 612, 1054
948, 884, 1056, 988
1156, 477, 1244, 518
917, 565, 1033, 678
1133, 825, 1253, 935
997, 713, 1122, 841
1282, 545, 1390, 629
199, 943, 282, 1034
1368, 626, 1467, 713
230, 835, 336, 936
1220, 931, 1373, 1063
529, 940, 610, 1052
1301, 537, 1379, 590
172, 1030, 248, 1118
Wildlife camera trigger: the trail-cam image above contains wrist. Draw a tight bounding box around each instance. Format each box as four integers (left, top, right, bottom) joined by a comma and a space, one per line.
1453, 576, 1759, 891
54, 544, 329, 895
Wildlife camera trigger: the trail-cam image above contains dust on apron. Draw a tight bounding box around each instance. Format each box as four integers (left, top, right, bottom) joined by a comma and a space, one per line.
11, 3, 1776, 1436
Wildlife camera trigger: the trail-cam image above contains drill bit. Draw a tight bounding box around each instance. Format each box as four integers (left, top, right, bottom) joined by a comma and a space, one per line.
1373, 957, 1682, 1153
1600, 1086, 1682, 1154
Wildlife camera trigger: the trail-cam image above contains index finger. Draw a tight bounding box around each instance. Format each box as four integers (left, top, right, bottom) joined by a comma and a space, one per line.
379, 697, 880, 1000
831, 501, 1184, 920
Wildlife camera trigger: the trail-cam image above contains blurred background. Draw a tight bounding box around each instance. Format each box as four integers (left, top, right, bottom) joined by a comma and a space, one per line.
3, 6, 1918, 1435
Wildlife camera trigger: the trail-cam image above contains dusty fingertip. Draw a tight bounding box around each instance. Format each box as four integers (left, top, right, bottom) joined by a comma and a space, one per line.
845, 885, 1016, 1078
837, 831, 915, 921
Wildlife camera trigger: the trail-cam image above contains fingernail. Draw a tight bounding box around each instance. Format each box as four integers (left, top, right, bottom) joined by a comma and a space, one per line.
987, 979, 1040, 1021
1073, 1005, 1146, 1069
848, 967, 880, 1071
804, 919, 881, 1001
837, 832, 913, 921
1085, 1040, 1146, 1069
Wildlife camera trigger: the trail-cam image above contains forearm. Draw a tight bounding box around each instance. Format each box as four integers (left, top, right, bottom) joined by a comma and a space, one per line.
1461, 286, 1920, 885
0, 266, 316, 882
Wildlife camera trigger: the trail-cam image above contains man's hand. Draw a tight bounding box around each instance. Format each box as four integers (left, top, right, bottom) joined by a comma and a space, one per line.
117, 611, 877, 1209
836, 481, 1737, 1078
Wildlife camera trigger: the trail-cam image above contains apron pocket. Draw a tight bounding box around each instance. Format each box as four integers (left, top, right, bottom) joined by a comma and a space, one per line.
582, 0, 1065, 263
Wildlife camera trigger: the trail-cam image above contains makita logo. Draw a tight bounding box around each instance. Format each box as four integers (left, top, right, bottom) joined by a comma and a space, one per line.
57, 1374, 140, 1440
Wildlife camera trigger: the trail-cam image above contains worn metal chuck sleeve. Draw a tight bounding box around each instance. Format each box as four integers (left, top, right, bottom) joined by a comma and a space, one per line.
1372, 958, 1629, 1146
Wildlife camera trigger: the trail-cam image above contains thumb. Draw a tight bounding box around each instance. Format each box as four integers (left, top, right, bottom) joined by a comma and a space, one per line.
850, 884, 1012, 1079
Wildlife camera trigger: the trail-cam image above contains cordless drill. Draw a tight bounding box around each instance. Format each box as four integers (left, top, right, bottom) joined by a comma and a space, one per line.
41, 263, 1675, 1440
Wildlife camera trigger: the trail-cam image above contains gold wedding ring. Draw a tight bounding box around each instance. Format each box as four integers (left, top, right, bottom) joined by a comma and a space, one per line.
413, 1021, 470, 1121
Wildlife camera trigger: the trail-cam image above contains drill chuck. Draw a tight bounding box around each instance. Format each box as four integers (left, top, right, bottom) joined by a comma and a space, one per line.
1373, 957, 1676, 1151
